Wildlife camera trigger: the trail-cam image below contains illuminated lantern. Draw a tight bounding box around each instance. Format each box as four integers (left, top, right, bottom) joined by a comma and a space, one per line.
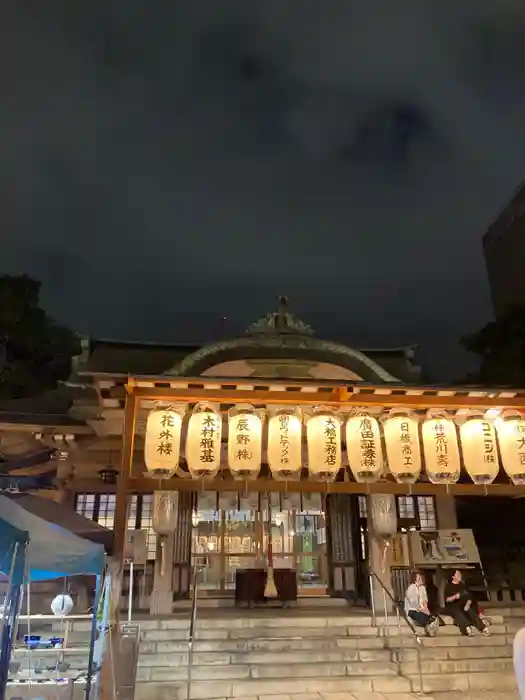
152, 491, 179, 535
144, 406, 185, 478
227, 404, 263, 479
496, 410, 525, 485
370, 494, 398, 537
152, 491, 178, 576
383, 409, 421, 483
267, 407, 303, 480
345, 413, 383, 482
459, 412, 499, 484
422, 413, 461, 484
185, 402, 222, 478
307, 407, 342, 481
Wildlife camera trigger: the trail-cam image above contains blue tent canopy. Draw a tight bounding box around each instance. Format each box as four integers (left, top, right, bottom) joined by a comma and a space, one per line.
0, 518, 28, 576
0, 495, 105, 580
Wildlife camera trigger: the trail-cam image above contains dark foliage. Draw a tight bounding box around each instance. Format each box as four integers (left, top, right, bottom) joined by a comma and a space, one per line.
0, 275, 80, 399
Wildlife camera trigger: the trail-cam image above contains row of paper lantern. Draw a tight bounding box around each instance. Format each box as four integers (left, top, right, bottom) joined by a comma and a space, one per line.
144, 402, 525, 485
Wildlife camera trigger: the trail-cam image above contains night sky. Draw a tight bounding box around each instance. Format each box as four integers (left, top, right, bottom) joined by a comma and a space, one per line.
4, 2, 525, 381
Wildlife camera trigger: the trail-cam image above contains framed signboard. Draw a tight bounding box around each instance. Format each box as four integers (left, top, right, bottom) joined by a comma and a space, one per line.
409, 529, 481, 567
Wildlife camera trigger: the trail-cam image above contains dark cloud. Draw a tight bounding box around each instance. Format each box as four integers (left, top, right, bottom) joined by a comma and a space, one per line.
3, 0, 525, 381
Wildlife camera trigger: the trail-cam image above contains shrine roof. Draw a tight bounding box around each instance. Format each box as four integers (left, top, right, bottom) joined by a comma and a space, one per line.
76, 298, 420, 384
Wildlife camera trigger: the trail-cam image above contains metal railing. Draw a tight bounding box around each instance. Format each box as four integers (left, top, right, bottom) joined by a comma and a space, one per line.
187, 563, 205, 700
368, 571, 424, 694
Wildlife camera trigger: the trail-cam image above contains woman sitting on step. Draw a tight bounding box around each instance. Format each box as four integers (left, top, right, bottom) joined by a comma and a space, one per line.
444, 569, 490, 637
404, 571, 439, 636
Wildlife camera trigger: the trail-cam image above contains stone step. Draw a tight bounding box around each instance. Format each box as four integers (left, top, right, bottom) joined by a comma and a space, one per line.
139, 647, 392, 666
401, 644, 513, 660
138, 659, 398, 682
148, 635, 386, 653
402, 656, 514, 674
407, 670, 517, 693
191, 615, 377, 629
135, 674, 413, 700
387, 630, 508, 647
143, 625, 384, 641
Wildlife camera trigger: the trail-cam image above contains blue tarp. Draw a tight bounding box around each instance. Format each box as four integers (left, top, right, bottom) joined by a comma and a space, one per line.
0, 494, 105, 580
0, 518, 28, 575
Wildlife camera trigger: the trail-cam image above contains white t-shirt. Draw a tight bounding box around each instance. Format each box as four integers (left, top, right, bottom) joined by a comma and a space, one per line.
404, 583, 428, 615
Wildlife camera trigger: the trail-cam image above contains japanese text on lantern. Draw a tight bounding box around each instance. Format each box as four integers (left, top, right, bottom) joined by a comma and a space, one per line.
482, 421, 496, 464
235, 416, 252, 462
359, 418, 376, 470
324, 417, 338, 467
157, 412, 175, 456
200, 414, 217, 463
399, 420, 413, 468
434, 421, 449, 470
516, 422, 525, 466
279, 414, 290, 466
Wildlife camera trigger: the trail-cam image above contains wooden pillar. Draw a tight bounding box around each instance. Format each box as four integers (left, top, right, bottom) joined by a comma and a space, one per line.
114, 391, 137, 571
150, 531, 177, 615
172, 492, 194, 599
368, 494, 395, 614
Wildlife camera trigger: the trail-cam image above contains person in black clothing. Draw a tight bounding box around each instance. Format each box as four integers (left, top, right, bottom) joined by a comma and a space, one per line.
444, 569, 490, 637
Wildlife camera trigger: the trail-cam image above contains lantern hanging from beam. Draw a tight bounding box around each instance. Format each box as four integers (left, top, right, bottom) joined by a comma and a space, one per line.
422, 412, 461, 484
186, 402, 222, 478
459, 411, 499, 484
382, 409, 421, 483
306, 407, 342, 481
370, 494, 398, 538
152, 491, 179, 535
227, 404, 263, 479
495, 410, 525, 485
144, 406, 186, 478
152, 491, 178, 576
345, 412, 383, 482
267, 407, 303, 480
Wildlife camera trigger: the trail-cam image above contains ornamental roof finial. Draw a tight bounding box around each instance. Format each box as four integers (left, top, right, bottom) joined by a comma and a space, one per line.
245, 296, 315, 336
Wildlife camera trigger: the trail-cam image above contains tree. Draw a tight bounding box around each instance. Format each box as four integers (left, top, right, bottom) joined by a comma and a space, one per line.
0, 274, 80, 399
460, 306, 525, 386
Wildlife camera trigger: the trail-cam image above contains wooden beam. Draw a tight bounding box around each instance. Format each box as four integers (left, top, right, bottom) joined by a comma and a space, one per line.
129, 386, 525, 411
70, 476, 525, 498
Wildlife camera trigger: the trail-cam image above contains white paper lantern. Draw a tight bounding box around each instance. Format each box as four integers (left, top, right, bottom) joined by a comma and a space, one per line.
186, 402, 222, 478
51, 594, 74, 617
306, 407, 342, 481
370, 494, 397, 537
152, 491, 178, 535
422, 414, 461, 484
496, 410, 525, 485
267, 408, 303, 480
345, 413, 383, 482
227, 404, 263, 479
383, 410, 421, 483
144, 406, 185, 478
460, 412, 499, 484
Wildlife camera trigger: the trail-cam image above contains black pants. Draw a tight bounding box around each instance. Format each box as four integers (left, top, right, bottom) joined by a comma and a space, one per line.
446, 602, 485, 635
408, 610, 432, 628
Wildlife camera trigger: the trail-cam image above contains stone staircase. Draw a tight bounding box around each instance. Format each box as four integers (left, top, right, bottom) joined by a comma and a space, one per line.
40, 606, 521, 700
134, 608, 519, 699
393, 614, 515, 693
135, 611, 409, 700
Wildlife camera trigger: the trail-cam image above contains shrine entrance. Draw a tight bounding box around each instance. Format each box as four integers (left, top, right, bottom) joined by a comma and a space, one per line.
191, 492, 329, 596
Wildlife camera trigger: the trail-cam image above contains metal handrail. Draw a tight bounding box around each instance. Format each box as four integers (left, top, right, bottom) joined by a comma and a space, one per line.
368, 571, 424, 694
187, 564, 203, 700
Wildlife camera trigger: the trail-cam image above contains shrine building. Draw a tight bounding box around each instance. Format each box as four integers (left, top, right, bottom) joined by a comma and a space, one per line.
2, 297, 525, 613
